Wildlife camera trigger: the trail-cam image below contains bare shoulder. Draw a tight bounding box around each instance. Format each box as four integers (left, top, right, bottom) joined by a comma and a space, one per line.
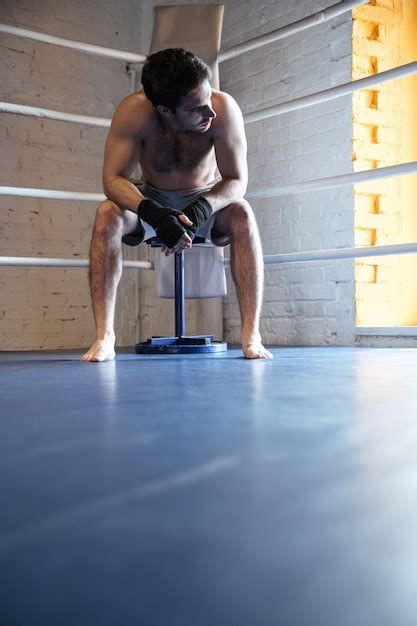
211, 90, 244, 133
110, 90, 154, 136
212, 90, 242, 118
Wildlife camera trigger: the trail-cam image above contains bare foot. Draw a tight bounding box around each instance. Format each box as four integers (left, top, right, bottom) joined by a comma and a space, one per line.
81, 338, 116, 362
242, 332, 273, 359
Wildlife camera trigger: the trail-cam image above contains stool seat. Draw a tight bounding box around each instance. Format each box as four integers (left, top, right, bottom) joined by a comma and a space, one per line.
147, 235, 207, 246
135, 238, 227, 355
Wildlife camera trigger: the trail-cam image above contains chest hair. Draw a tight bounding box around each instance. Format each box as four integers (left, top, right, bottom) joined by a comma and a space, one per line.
148, 131, 213, 172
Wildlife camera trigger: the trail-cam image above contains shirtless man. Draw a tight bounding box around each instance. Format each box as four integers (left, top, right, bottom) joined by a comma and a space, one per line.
81, 48, 272, 362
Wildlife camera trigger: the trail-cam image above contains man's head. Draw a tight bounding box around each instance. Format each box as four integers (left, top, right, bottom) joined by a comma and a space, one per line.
141, 48, 216, 132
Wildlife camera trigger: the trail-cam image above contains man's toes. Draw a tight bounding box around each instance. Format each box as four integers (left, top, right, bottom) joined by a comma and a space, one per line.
243, 345, 273, 359
81, 341, 115, 363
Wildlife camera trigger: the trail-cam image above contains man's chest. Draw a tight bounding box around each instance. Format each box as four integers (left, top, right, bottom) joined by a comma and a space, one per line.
142, 131, 214, 172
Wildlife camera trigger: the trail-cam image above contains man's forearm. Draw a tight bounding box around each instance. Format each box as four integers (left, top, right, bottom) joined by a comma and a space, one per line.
104, 176, 144, 213
203, 178, 247, 212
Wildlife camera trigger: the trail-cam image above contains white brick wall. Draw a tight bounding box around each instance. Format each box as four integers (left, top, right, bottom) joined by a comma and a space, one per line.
0, 0, 142, 350
134, 0, 356, 348
220, 0, 355, 345
1, 0, 358, 351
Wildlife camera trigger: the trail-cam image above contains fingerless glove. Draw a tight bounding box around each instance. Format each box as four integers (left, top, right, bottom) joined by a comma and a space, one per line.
181, 196, 213, 239
138, 198, 186, 248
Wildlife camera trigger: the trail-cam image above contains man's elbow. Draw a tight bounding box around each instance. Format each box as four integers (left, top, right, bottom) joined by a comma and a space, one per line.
102, 174, 120, 198
233, 175, 248, 199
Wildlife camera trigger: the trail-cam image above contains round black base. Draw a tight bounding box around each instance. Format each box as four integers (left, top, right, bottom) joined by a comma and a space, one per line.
135, 340, 228, 354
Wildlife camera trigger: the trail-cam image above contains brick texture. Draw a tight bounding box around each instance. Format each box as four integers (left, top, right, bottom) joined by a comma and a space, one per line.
352, 0, 406, 327
220, 0, 355, 345
10, 1, 411, 350
0, 0, 143, 350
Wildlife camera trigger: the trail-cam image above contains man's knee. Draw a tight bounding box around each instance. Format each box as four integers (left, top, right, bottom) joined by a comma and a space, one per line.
219, 200, 255, 236
94, 200, 134, 237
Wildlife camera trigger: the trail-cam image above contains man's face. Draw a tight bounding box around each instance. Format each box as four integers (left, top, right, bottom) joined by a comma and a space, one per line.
174, 79, 216, 132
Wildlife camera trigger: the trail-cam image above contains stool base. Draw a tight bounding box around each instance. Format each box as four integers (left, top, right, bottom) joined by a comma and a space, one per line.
135, 335, 228, 354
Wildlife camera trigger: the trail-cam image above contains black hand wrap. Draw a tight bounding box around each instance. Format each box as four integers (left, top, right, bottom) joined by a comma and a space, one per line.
181, 196, 213, 240
138, 198, 186, 248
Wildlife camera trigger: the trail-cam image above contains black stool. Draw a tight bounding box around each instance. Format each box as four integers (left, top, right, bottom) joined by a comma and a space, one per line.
135, 237, 228, 354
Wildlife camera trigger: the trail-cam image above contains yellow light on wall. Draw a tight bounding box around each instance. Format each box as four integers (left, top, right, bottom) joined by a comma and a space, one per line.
352, 0, 417, 327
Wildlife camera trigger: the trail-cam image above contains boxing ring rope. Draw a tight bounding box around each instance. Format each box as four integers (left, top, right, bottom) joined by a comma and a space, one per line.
0, 188, 104, 202
1, 160, 417, 203
0, 2, 364, 67
0, 103, 111, 128
2, 242, 417, 270
1, 1, 417, 272
246, 161, 417, 198
244, 62, 417, 123
2, 61, 416, 128
0, 257, 153, 270
218, 1, 366, 62
0, 23, 147, 63
262, 243, 417, 266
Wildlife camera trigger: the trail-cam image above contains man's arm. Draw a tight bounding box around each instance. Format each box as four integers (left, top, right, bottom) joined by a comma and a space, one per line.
203, 92, 248, 212
102, 95, 146, 214
103, 94, 194, 250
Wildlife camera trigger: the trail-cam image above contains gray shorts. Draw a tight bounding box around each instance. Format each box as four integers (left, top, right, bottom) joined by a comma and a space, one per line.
122, 180, 231, 247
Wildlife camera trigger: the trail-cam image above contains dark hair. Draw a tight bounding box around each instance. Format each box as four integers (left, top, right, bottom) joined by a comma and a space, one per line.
141, 48, 212, 111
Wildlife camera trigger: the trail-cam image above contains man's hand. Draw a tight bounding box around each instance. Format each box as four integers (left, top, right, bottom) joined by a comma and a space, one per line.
160, 196, 213, 255
161, 214, 193, 256
181, 196, 213, 239
138, 199, 193, 249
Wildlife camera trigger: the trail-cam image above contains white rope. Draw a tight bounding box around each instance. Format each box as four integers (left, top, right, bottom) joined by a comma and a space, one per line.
261, 242, 417, 266
3, 243, 417, 270
219, 0, 366, 62
0, 102, 110, 127
3, 61, 415, 131
0, 256, 153, 270
1, 4, 363, 66
0, 186, 105, 202
0, 23, 147, 63
246, 161, 417, 198
2, 162, 416, 203
356, 327, 417, 336
223, 243, 417, 267
244, 62, 417, 123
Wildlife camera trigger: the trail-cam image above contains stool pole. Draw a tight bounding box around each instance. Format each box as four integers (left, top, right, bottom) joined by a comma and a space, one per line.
135, 240, 227, 353
175, 250, 185, 337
